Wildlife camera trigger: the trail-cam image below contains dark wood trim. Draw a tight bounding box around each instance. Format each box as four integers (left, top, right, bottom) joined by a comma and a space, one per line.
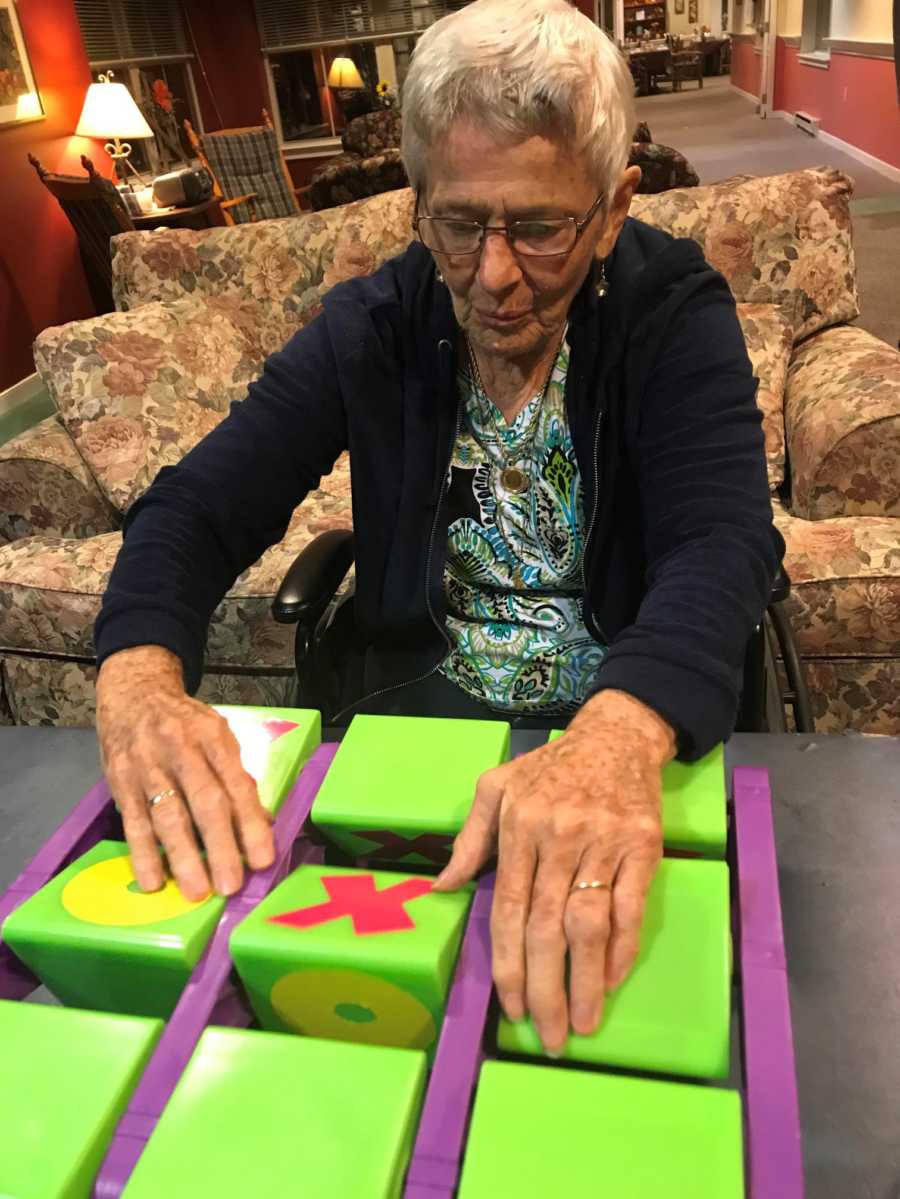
730, 32, 757, 42
780, 35, 801, 48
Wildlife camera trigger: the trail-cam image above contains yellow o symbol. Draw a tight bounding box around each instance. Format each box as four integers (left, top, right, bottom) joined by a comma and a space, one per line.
270, 967, 436, 1050
61, 855, 207, 925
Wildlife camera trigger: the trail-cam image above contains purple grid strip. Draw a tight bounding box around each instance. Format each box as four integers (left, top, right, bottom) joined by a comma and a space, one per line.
404, 873, 495, 1199
92, 743, 338, 1199
0, 777, 114, 999
733, 765, 804, 1199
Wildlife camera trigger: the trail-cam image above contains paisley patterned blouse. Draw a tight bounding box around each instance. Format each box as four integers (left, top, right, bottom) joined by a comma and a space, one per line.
439, 333, 607, 713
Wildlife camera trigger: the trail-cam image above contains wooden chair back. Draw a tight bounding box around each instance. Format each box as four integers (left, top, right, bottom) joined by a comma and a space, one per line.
184, 111, 304, 225
28, 153, 134, 313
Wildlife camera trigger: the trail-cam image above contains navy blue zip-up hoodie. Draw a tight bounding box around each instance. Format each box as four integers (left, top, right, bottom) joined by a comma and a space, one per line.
95, 218, 784, 760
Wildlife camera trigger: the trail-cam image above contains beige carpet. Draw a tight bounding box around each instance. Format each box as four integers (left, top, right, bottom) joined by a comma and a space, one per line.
636, 76, 900, 348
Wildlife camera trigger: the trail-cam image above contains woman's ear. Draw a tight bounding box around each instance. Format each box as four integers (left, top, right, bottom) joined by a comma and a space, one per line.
595, 166, 642, 261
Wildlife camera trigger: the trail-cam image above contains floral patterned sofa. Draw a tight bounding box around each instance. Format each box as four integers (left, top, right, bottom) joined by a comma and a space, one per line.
1, 167, 898, 732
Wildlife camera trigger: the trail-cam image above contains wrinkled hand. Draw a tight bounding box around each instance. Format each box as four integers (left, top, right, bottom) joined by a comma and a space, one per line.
434, 689, 675, 1053
96, 646, 275, 900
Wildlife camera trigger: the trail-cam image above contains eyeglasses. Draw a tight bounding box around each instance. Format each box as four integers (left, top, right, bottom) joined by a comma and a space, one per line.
412, 193, 606, 259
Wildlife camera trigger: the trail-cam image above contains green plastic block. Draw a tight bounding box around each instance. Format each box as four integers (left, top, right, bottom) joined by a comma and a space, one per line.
548, 732, 727, 856
230, 864, 471, 1059
498, 858, 731, 1078
122, 1027, 426, 1199
2, 840, 225, 1017
311, 714, 510, 864
213, 705, 321, 814
0, 1000, 162, 1199
458, 1060, 744, 1199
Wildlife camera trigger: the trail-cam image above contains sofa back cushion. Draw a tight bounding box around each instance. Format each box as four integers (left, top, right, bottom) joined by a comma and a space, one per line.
631, 166, 858, 341
32, 299, 269, 513
340, 108, 402, 157
111, 190, 416, 354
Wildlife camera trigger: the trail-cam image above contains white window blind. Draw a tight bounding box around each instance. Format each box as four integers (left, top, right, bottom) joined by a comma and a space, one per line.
74, 0, 191, 67
255, 0, 469, 51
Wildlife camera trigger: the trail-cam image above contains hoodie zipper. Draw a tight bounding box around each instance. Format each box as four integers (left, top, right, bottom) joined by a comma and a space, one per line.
580, 403, 609, 645
330, 342, 460, 723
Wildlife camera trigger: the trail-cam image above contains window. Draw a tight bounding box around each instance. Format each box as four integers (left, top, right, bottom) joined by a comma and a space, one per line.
800, 0, 831, 58
255, 0, 469, 149
74, 0, 203, 173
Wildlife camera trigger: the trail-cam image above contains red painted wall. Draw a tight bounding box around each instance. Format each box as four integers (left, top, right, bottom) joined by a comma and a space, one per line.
183, 0, 269, 130
730, 36, 762, 98
0, 0, 112, 390
773, 39, 900, 171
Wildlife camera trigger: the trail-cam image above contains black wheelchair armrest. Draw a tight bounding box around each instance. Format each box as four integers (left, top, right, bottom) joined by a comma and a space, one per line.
272, 529, 354, 625
771, 564, 790, 605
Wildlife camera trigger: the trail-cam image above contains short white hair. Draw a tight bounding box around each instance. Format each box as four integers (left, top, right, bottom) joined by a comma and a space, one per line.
401, 0, 636, 204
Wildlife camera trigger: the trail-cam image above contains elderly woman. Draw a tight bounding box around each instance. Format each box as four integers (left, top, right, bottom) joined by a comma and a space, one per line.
95, 0, 782, 1054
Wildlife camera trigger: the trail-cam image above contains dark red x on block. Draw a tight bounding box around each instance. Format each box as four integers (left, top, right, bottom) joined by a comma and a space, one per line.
353, 829, 454, 864
269, 874, 433, 936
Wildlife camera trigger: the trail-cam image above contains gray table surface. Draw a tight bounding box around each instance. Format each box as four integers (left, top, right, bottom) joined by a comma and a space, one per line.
1, 727, 898, 1197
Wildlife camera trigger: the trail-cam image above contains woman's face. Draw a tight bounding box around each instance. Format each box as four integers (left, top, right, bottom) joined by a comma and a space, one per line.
422, 120, 638, 361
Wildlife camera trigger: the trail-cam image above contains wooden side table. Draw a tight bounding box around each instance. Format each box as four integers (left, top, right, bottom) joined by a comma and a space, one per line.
130, 198, 218, 231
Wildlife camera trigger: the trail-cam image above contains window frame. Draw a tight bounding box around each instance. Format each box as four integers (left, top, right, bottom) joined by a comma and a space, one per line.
799, 0, 832, 65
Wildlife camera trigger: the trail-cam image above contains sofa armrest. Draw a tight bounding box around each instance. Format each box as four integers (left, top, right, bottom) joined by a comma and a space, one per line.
0, 417, 118, 543
784, 326, 900, 520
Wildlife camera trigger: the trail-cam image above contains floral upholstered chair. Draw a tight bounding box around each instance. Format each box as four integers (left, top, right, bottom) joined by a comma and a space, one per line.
1, 169, 898, 732
628, 123, 700, 194
308, 110, 407, 211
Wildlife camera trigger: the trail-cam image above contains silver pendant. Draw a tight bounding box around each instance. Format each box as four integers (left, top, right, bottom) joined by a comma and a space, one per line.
501, 466, 529, 493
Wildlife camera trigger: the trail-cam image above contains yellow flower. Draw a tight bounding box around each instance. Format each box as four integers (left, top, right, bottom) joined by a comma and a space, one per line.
376, 80, 390, 96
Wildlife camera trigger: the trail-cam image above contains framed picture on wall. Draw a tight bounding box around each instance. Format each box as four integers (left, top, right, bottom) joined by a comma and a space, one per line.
688, 0, 698, 21
674, 0, 685, 13
0, 0, 44, 128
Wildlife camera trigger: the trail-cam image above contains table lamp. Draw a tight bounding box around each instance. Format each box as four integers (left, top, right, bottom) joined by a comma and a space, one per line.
327, 55, 370, 122
326, 56, 364, 90
76, 71, 153, 183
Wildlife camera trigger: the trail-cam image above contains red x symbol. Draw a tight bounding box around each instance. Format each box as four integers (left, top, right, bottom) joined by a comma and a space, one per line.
352, 829, 454, 864
269, 873, 433, 936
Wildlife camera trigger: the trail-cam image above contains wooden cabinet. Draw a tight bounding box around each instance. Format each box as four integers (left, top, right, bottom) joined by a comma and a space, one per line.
624, 0, 667, 39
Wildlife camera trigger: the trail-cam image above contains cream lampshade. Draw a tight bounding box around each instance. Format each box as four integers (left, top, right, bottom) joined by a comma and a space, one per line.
326, 57, 365, 89
76, 71, 153, 181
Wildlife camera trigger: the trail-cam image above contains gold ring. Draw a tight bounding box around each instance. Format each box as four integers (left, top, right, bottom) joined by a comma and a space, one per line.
569, 879, 611, 895
147, 787, 180, 810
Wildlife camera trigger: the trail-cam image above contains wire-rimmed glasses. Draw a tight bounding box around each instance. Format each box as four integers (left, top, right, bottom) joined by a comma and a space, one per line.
413, 193, 605, 258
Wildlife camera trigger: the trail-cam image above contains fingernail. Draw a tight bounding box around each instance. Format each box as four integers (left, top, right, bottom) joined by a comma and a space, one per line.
215, 872, 241, 896
546, 1047, 565, 1060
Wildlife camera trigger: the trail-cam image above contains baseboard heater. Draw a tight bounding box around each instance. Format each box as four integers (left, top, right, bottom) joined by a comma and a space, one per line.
793, 111, 821, 136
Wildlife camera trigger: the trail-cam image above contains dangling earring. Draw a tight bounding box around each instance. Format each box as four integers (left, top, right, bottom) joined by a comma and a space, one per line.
435, 267, 445, 284
595, 259, 609, 299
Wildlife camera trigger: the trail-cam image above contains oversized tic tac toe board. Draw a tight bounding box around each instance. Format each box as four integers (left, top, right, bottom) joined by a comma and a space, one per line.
0, 710, 803, 1198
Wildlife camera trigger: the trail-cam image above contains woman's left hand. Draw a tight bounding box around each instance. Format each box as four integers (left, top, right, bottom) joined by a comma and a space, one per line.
433, 689, 675, 1054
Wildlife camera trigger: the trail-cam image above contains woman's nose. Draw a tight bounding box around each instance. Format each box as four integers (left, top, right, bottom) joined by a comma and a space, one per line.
477, 230, 522, 294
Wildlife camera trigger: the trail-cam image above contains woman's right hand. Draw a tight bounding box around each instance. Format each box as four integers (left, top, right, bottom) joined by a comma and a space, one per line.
96, 646, 276, 900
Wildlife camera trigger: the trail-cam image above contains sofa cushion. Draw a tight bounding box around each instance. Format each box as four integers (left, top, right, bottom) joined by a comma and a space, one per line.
33, 300, 263, 513
775, 500, 900, 659
322, 190, 416, 288
784, 325, 900, 521
111, 190, 413, 315
0, 459, 352, 666
631, 167, 858, 341
735, 303, 794, 491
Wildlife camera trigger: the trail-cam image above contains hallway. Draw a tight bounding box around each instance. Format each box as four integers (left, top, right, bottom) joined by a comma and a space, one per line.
634, 76, 900, 346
